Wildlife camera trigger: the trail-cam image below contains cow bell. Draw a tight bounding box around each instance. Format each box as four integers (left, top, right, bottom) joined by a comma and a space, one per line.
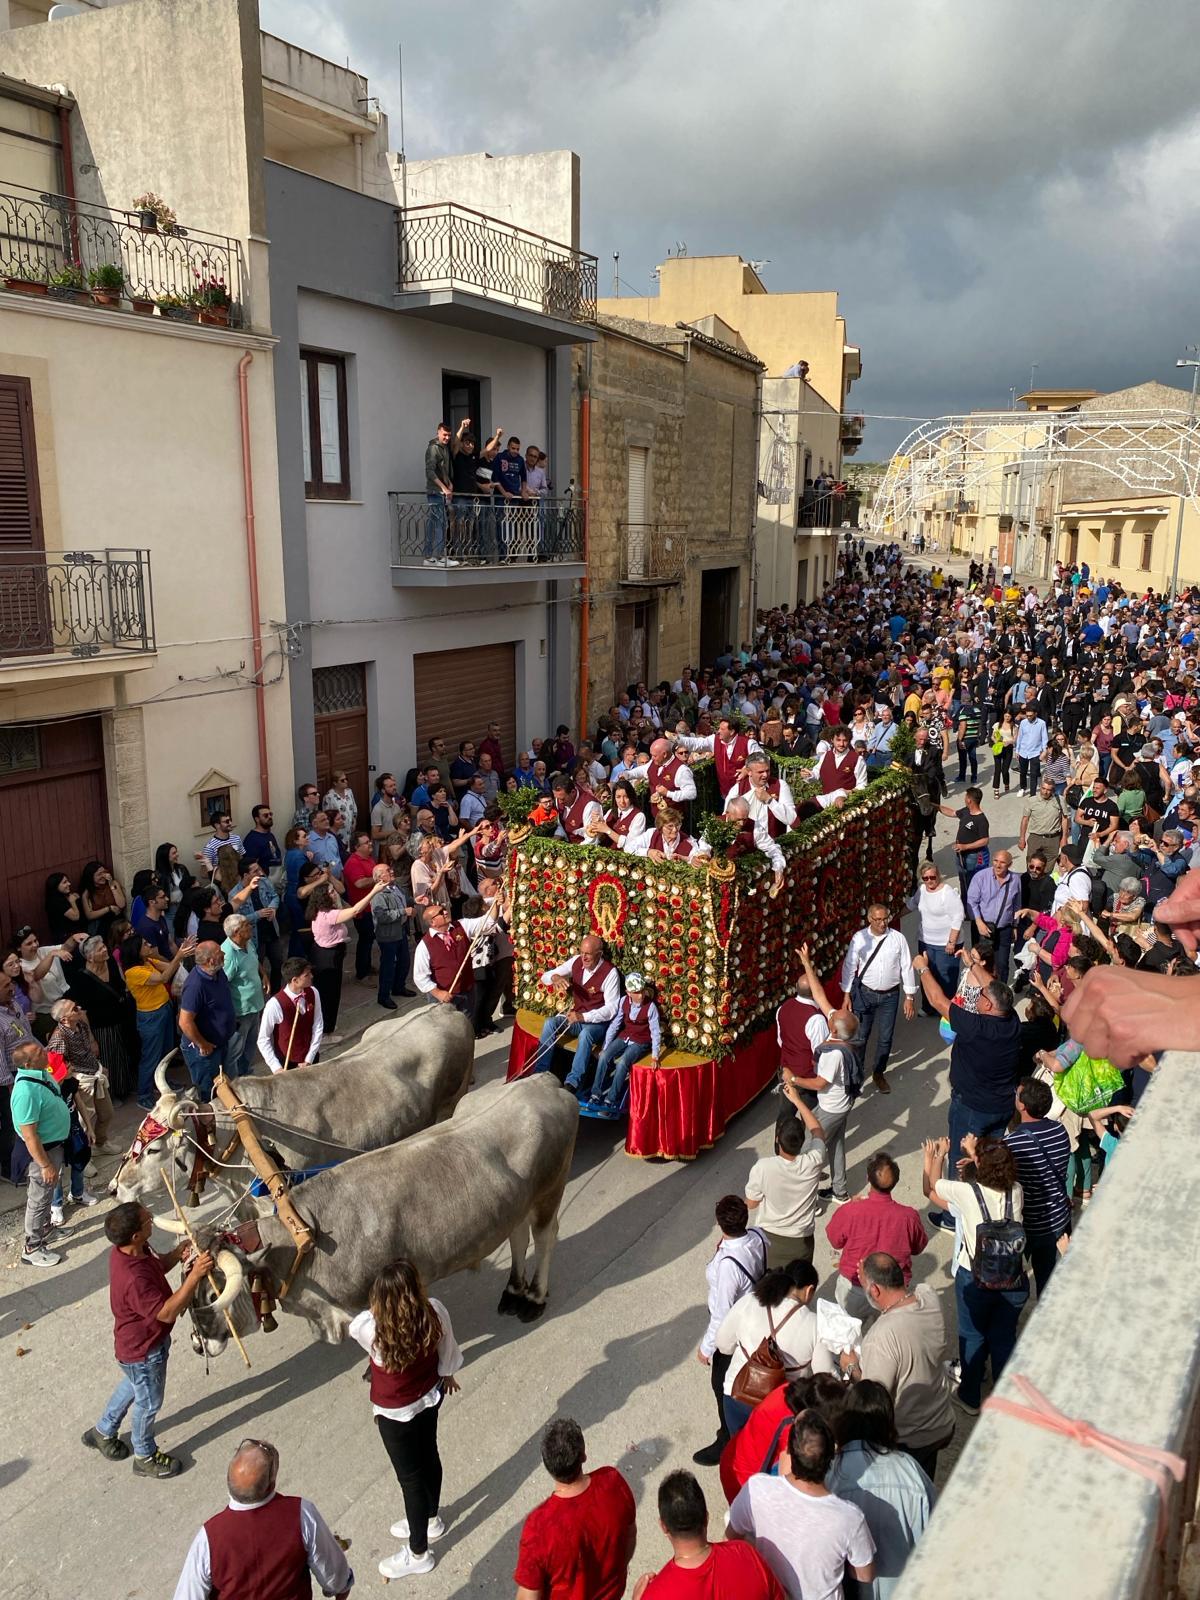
261, 1312, 278, 1333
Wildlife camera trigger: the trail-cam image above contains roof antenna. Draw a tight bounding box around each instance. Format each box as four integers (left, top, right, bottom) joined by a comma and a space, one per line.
397, 41, 408, 212
612, 251, 619, 297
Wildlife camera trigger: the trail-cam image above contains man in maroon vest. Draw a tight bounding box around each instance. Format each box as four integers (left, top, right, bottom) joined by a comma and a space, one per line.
774, 973, 831, 1143
257, 959, 324, 1073
675, 718, 764, 795
808, 725, 867, 794
535, 934, 620, 1094
414, 903, 499, 1018
174, 1439, 352, 1598
551, 774, 603, 845
724, 754, 798, 838
627, 736, 698, 811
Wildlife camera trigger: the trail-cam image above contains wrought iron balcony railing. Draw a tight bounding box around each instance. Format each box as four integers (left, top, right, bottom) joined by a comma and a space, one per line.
799, 490, 846, 528
618, 522, 685, 584
389, 491, 584, 570
0, 184, 244, 324
0, 550, 155, 661
397, 203, 597, 324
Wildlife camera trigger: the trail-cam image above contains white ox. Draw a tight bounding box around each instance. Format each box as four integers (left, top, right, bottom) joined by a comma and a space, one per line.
174, 1074, 579, 1351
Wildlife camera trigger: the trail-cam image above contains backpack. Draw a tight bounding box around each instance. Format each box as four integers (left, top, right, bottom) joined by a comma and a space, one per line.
730, 1300, 803, 1407
969, 1181, 1026, 1291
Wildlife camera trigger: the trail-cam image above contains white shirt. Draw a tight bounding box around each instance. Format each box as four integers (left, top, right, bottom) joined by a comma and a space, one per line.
608, 807, 648, 849
627, 828, 698, 860
553, 797, 603, 846
693, 815, 786, 875
1052, 866, 1094, 913
257, 985, 325, 1073
348, 1298, 463, 1419
840, 926, 918, 996
626, 756, 698, 805
539, 956, 621, 1023
727, 1475, 874, 1600
724, 773, 797, 834
172, 1492, 353, 1600
675, 731, 765, 764
776, 997, 830, 1056
906, 882, 965, 947
715, 1296, 838, 1391
413, 911, 500, 994
809, 741, 869, 791
810, 1041, 852, 1114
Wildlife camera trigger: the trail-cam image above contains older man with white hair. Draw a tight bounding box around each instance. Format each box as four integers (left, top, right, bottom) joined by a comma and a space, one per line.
218, 918, 265, 1081
695, 795, 788, 895
724, 753, 797, 838
625, 735, 698, 812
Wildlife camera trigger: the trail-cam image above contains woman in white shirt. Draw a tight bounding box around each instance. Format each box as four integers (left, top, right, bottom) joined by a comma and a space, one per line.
922, 1134, 1027, 1418
715, 1259, 837, 1437
350, 1260, 463, 1582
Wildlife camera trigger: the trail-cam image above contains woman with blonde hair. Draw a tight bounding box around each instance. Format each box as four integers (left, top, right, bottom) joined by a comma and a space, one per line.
350, 1260, 463, 1582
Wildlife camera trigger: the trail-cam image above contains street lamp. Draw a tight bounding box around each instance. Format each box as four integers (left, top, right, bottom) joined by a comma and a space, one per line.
1168, 349, 1200, 600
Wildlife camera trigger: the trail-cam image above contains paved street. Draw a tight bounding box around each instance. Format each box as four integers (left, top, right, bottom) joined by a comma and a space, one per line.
0, 766, 1032, 1599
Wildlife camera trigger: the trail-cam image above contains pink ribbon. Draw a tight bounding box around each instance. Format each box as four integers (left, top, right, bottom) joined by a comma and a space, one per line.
984, 1375, 1187, 1545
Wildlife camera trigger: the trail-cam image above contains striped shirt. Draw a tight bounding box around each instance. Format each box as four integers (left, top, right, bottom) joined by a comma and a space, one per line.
1005, 1119, 1071, 1237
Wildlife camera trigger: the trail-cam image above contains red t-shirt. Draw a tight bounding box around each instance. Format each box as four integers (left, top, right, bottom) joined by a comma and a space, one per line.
642, 1541, 785, 1600
723, 1385, 792, 1504
109, 1246, 173, 1362
513, 1467, 636, 1600
344, 853, 376, 914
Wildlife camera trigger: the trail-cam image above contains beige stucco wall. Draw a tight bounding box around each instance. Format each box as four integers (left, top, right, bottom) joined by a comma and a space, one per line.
0, 300, 292, 877
399, 150, 580, 250
756, 374, 841, 608
1057, 494, 1200, 593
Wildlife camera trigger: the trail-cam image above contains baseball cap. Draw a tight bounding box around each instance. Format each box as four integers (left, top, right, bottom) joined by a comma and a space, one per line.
625, 972, 645, 991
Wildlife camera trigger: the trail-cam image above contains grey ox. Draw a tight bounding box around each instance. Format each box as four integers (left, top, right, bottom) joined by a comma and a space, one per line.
167, 1074, 579, 1350
113, 1006, 474, 1204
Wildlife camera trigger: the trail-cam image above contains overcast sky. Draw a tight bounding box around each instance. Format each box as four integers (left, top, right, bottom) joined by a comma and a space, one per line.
262, 0, 1200, 459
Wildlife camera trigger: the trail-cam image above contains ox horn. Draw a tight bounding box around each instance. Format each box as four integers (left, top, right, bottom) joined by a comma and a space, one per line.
154, 1050, 182, 1099
208, 1249, 245, 1312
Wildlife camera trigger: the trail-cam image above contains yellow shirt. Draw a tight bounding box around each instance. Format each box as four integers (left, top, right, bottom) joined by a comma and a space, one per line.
1004, 585, 1020, 603
930, 571, 944, 590
125, 961, 171, 1013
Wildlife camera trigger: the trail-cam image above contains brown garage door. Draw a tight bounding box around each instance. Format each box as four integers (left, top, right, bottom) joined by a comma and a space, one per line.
414, 643, 517, 773
0, 716, 110, 936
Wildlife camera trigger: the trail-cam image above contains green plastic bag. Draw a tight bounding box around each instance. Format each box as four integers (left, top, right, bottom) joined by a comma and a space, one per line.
1055, 1050, 1123, 1115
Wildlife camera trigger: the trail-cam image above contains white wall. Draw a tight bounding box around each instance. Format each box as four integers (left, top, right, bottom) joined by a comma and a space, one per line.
399, 150, 579, 249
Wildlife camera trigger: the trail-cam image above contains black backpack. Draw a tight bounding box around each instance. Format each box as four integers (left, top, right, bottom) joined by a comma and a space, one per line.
969, 1181, 1026, 1290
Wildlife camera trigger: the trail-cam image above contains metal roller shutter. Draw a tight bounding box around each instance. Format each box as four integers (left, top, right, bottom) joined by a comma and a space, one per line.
414, 643, 517, 771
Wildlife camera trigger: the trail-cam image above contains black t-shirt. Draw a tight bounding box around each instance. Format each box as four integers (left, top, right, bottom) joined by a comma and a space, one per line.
451, 451, 479, 494
949, 1008, 1022, 1115
1019, 871, 1055, 914
1075, 796, 1118, 840
956, 808, 989, 850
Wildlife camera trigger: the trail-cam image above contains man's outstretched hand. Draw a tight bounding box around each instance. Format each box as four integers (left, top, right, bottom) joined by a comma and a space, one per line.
1061, 965, 1200, 1066
1152, 872, 1200, 955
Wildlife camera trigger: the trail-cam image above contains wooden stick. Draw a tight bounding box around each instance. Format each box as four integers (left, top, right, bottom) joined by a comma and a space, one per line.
281, 995, 301, 1070
211, 1074, 314, 1274
161, 1168, 251, 1369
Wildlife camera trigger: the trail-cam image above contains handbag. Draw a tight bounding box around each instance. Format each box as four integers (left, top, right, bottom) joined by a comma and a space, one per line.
730, 1301, 803, 1407
1054, 1049, 1123, 1114
1064, 783, 1083, 810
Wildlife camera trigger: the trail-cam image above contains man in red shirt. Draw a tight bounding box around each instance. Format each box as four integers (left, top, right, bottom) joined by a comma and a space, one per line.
824, 1151, 928, 1322
632, 1470, 783, 1599
343, 830, 379, 982
82, 1200, 213, 1479
514, 1418, 636, 1599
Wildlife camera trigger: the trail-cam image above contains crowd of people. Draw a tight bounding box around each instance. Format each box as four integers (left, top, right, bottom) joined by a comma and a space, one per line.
423, 417, 564, 568
10, 527, 1200, 1596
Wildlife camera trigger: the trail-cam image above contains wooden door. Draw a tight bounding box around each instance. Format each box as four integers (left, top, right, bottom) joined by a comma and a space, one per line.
414, 643, 516, 770
613, 601, 650, 699
0, 373, 49, 654
313, 664, 369, 822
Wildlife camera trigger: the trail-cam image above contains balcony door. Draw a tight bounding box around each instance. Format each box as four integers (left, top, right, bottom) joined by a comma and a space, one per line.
0, 373, 49, 655
442, 373, 482, 440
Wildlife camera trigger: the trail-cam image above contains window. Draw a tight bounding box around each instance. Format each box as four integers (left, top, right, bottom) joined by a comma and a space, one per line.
1111, 528, 1122, 567
442, 373, 482, 440
1141, 531, 1154, 572
627, 446, 648, 524
300, 351, 350, 499
0, 94, 63, 197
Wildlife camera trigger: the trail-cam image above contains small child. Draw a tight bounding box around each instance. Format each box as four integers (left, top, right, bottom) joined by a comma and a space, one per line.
587, 972, 662, 1118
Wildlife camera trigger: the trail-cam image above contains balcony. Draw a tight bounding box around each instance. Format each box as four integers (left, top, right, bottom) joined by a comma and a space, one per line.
389, 492, 585, 587
840, 412, 865, 455
395, 203, 598, 348
799, 490, 847, 529
0, 550, 156, 678
618, 522, 685, 585
0, 184, 245, 326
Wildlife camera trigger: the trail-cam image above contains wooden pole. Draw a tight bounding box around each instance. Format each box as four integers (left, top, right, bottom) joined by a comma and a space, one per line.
211, 1073, 314, 1272
281, 994, 301, 1070
161, 1169, 251, 1369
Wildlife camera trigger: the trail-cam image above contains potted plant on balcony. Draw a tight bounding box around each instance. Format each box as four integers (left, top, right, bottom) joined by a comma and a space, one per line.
87, 262, 125, 308
155, 292, 198, 322
3, 256, 47, 295
131, 191, 176, 234
47, 263, 88, 305
190, 266, 231, 326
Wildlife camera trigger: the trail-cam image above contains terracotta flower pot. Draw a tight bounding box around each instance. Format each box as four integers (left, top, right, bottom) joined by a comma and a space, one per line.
90, 289, 121, 308
198, 305, 230, 327
5, 276, 47, 295
129, 297, 155, 316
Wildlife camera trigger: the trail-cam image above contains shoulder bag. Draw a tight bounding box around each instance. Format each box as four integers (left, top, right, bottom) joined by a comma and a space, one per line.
731, 1300, 803, 1407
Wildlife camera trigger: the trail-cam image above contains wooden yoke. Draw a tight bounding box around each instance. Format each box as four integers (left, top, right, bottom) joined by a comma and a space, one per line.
212, 1072, 314, 1296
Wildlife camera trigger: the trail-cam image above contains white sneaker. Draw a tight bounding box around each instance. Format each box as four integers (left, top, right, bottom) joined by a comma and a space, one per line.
422, 557, 438, 567
390, 1515, 446, 1543
50, 1205, 65, 1227
378, 1546, 436, 1579
73, 1190, 100, 1208
21, 1246, 62, 1268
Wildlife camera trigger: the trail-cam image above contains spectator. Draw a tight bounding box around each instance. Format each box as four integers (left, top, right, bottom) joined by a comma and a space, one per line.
47, 996, 113, 1151
44, 870, 84, 943
343, 831, 380, 983
1005, 1076, 1071, 1295
292, 782, 320, 832
450, 740, 478, 798
83, 1199, 213, 1479
493, 436, 528, 559
154, 843, 195, 921
306, 810, 346, 889
410, 764, 444, 812
424, 420, 456, 567
840, 905, 918, 1094
370, 774, 406, 845
219, 915, 265, 1080
514, 1419, 636, 1600
715, 1262, 837, 1438
241, 804, 283, 884
476, 750, 501, 804
178, 941, 237, 1099
907, 862, 964, 1008
172, 1440, 353, 1599
79, 861, 127, 940
371, 862, 414, 1010
825, 1154, 928, 1321
745, 1099, 828, 1268
1015, 704, 1049, 796
351, 1259, 462, 1581
233, 855, 283, 994
631, 1470, 784, 1600
12, 1040, 70, 1267
309, 879, 385, 1043
694, 1195, 768, 1466
120, 933, 194, 1108
936, 786, 990, 908
322, 770, 359, 848
479, 720, 506, 776
68, 936, 137, 1105
195, 812, 244, 876
460, 772, 489, 828
826, 1382, 934, 1597
966, 850, 1020, 982
134, 883, 176, 962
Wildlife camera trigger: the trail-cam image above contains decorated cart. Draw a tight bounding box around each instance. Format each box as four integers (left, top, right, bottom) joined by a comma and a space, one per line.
504, 764, 913, 1158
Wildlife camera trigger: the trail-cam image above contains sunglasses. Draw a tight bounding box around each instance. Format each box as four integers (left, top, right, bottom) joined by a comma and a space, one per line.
239, 1437, 278, 1457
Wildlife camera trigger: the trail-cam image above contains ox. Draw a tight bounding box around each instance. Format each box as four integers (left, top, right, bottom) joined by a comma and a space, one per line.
113, 1005, 474, 1204
172, 1074, 578, 1352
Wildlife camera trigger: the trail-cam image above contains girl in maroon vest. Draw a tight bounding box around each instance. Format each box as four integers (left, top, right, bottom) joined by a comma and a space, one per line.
589, 972, 662, 1116
349, 1260, 463, 1582
590, 778, 648, 850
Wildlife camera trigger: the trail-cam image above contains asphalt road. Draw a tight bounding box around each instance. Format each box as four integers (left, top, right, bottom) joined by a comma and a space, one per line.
1, 770, 1032, 1600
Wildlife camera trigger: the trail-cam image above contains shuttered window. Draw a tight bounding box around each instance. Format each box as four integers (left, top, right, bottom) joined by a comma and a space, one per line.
0, 375, 43, 553
300, 350, 350, 499
626, 445, 648, 524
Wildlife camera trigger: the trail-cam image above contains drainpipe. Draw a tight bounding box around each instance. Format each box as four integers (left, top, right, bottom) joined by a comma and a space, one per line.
238, 352, 271, 804
579, 387, 591, 740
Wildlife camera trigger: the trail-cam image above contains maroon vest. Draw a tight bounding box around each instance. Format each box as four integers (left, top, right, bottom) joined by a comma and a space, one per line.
619, 995, 654, 1047
369, 1331, 441, 1409
649, 828, 694, 860
272, 988, 316, 1068
819, 746, 859, 793
557, 785, 596, 842
714, 734, 751, 794
607, 806, 640, 838
570, 956, 613, 1012
647, 755, 684, 794
204, 1493, 310, 1600
730, 776, 785, 837
777, 997, 821, 1073
422, 924, 476, 995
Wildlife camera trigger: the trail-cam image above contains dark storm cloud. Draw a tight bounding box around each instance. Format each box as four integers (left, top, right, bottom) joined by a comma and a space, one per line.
262, 0, 1200, 457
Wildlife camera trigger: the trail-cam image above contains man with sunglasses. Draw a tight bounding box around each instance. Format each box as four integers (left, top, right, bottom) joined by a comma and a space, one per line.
173, 1439, 353, 1598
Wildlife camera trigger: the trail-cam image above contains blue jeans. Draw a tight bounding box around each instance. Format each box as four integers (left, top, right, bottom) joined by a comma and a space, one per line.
592, 1037, 646, 1106
852, 983, 901, 1077
954, 1265, 1028, 1409
957, 741, 979, 783
723, 1394, 754, 1438
537, 1016, 607, 1091
228, 1012, 260, 1078
925, 944, 960, 1006
424, 491, 447, 558
135, 1005, 176, 1108
377, 938, 410, 1003
180, 1036, 231, 1100
97, 1339, 171, 1458
53, 1159, 86, 1206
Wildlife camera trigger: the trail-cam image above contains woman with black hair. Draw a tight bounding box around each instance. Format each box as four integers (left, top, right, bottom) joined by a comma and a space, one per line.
44, 872, 83, 943
827, 1381, 934, 1597
153, 843, 194, 922
79, 861, 127, 939
714, 1259, 837, 1438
